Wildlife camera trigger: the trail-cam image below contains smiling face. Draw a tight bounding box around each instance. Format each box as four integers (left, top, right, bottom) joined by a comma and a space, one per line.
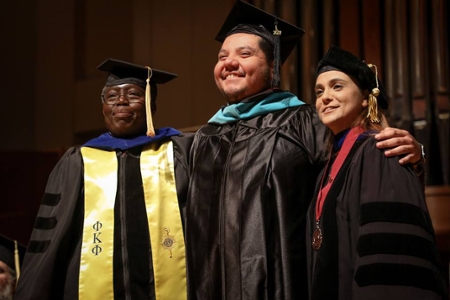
315, 70, 368, 134
102, 83, 147, 137
214, 33, 273, 104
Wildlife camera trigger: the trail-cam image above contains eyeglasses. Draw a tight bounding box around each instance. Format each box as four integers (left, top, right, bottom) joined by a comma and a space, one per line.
101, 90, 145, 105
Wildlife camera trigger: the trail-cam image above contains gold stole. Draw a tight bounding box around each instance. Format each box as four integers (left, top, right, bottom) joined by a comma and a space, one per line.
140, 142, 187, 300
79, 147, 116, 300
79, 142, 187, 300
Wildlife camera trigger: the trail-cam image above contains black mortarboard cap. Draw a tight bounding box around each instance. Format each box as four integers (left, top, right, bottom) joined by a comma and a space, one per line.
215, 0, 304, 87
97, 58, 178, 137
0, 234, 26, 272
316, 45, 388, 109
97, 58, 177, 90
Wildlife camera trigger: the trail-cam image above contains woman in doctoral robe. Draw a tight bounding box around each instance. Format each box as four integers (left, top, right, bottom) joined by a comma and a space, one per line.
306, 45, 448, 300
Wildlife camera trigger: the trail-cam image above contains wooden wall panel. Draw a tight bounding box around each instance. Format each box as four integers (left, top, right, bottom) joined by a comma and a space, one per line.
260, 0, 275, 14
279, 0, 298, 95
35, 0, 76, 151
361, 0, 382, 80
383, 0, 396, 121
298, 0, 319, 104
72, 1, 134, 141
338, 0, 360, 56
409, 0, 427, 106
431, 0, 450, 96
84, 1, 134, 79
0, 1, 37, 151
0, 151, 60, 245
132, 0, 152, 64
321, 0, 337, 54
184, 0, 230, 126
388, 0, 412, 131
430, 0, 450, 184
74, 0, 87, 81
409, 0, 432, 183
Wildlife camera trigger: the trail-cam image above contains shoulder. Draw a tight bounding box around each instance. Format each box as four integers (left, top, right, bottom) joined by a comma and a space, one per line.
171, 133, 195, 146
347, 135, 424, 201
272, 103, 319, 124
255, 104, 324, 132
170, 133, 194, 157
269, 104, 327, 136
196, 119, 233, 133
344, 134, 422, 193
351, 136, 397, 169
354, 135, 398, 165
53, 147, 83, 168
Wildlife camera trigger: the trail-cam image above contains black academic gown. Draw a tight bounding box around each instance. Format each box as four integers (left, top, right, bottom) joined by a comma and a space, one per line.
306, 134, 448, 300
15, 134, 193, 300
185, 92, 329, 300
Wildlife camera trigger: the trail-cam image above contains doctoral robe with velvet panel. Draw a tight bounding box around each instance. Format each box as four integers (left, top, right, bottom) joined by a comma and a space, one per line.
15, 134, 193, 300
306, 135, 448, 300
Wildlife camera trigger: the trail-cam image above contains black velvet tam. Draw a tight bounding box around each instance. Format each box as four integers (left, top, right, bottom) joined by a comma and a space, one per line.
317, 45, 388, 109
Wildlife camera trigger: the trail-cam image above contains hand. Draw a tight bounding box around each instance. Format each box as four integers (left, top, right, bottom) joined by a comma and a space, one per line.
374, 127, 422, 165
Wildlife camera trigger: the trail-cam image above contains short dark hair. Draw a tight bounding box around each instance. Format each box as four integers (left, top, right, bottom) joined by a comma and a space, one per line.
258, 35, 274, 63
228, 24, 275, 63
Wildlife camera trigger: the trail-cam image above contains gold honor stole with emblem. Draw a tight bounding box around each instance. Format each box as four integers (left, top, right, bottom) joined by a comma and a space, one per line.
79, 141, 187, 300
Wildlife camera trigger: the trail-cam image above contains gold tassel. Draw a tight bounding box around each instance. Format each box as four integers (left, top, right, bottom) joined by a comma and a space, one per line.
145, 67, 155, 137
14, 240, 21, 285
366, 64, 381, 123
367, 90, 381, 123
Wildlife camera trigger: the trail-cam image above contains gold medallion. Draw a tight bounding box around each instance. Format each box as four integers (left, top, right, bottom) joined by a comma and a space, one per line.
161, 227, 177, 258
312, 221, 322, 251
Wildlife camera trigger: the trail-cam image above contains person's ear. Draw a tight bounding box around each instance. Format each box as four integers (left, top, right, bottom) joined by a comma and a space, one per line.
269, 61, 275, 81
362, 98, 369, 108
361, 90, 369, 108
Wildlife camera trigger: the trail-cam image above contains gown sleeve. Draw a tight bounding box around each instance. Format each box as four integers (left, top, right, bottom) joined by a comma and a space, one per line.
294, 105, 330, 167
14, 147, 85, 300
343, 137, 448, 299
171, 133, 194, 219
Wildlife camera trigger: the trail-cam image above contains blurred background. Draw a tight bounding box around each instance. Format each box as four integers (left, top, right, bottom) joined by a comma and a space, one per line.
1, 0, 449, 282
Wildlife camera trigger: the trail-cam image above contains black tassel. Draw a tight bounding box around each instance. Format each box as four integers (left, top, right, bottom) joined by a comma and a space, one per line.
272, 18, 282, 88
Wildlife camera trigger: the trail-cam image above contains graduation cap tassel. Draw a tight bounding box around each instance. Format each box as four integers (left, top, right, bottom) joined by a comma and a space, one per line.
367, 64, 381, 123
272, 18, 282, 88
367, 92, 381, 123
14, 240, 21, 285
145, 67, 155, 137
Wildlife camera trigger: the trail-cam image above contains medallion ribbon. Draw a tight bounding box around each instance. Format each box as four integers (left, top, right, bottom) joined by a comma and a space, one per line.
313, 127, 365, 250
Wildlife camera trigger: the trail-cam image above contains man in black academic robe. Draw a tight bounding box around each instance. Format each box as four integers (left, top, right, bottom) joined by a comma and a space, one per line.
15, 59, 192, 300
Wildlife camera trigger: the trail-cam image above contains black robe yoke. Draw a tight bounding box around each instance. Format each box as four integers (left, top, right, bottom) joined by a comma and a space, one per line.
186, 104, 329, 300
306, 136, 448, 300
15, 135, 192, 300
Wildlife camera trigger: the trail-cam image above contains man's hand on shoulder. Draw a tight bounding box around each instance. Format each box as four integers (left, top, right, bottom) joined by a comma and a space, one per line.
374, 127, 423, 165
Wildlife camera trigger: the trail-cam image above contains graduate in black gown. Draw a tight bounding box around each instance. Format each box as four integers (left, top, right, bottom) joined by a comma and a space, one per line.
306, 45, 448, 299
185, 1, 425, 299
15, 59, 192, 300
